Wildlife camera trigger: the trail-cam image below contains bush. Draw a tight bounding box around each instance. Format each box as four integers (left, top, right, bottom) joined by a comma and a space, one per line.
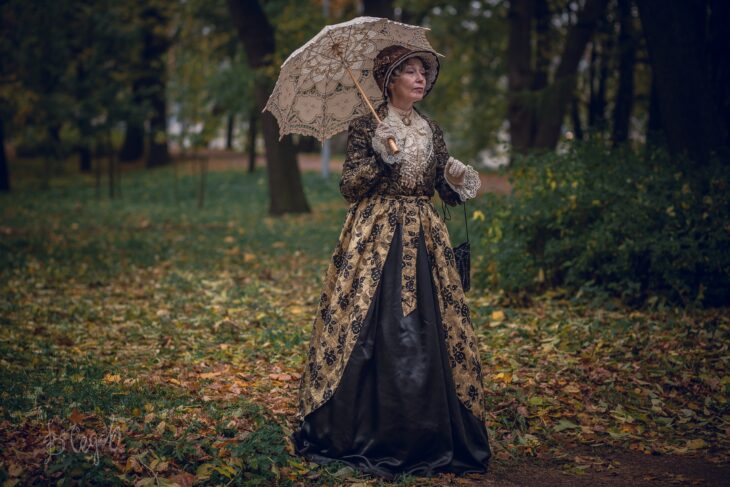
477, 142, 730, 307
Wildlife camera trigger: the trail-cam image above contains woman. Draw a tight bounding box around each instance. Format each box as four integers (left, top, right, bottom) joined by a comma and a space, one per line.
292, 44, 490, 479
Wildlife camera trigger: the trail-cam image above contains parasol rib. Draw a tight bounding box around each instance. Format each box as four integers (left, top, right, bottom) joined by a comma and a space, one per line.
265, 16, 437, 153
344, 67, 399, 155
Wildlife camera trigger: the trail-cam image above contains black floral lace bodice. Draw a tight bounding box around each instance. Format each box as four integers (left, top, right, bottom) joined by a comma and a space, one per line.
339, 102, 463, 205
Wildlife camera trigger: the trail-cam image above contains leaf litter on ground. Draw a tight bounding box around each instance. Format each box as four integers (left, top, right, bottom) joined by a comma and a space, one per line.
0, 167, 727, 485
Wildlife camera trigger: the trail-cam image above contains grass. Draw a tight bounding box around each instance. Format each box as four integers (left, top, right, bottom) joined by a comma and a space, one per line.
0, 160, 727, 485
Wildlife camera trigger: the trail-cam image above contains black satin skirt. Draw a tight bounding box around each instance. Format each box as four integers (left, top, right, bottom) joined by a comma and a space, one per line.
293, 223, 491, 480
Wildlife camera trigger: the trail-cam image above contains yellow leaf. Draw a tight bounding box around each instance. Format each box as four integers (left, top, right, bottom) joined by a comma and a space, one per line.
244, 253, 256, 263
289, 305, 307, 315
7, 463, 23, 477
471, 210, 485, 221
134, 478, 158, 487
69, 408, 86, 425
490, 310, 505, 322
493, 372, 513, 383
103, 373, 121, 384
687, 439, 707, 449
269, 373, 293, 381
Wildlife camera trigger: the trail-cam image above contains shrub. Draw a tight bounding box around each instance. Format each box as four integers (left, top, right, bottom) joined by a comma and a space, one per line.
477, 142, 730, 307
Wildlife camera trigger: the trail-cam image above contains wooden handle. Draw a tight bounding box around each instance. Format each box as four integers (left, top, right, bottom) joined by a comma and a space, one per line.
387, 137, 400, 155
344, 67, 400, 154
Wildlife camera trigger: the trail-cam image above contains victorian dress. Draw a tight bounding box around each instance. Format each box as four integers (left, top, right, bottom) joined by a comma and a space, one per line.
293, 101, 490, 479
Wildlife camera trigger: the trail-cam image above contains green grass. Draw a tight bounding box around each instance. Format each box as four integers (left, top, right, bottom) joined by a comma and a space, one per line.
1, 161, 727, 485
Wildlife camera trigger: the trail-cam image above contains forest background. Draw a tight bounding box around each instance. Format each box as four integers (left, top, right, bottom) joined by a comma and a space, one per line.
1, 0, 728, 485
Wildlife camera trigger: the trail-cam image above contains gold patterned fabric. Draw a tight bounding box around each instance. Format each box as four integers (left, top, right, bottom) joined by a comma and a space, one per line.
298, 102, 486, 424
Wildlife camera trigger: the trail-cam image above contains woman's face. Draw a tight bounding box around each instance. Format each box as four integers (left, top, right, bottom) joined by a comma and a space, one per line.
388, 58, 426, 105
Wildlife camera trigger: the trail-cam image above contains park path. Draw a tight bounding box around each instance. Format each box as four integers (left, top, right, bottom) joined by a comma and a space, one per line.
174, 150, 512, 195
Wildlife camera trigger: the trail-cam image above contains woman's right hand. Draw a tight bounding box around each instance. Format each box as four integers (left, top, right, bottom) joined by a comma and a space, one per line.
373, 121, 403, 165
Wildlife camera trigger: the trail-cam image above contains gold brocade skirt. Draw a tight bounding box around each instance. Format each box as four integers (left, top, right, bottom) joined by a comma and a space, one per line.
297, 195, 487, 423
293, 219, 491, 478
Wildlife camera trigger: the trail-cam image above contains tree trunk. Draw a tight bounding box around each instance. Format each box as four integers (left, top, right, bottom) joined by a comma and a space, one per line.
587, 30, 612, 133
708, 0, 730, 150
119, 121, 145, 162
139, 3, 171, 168
247, 110, 256, 173
363, 0, 394, 19
297, 136, 319, 153
612, 0, 636, 145
79, 145, 92, 172
588, 41, 598, 128
595, 33, 612, 132
0, 117, 9, 192
533, 0, 609, 149
646, 75, 662, 148
108, 140, 115, 199
531, 0, 551, 143
256, 78, 310, 215
228, 0, 310, 214
507, 0, 534, 155
571, 96, 584, 141
226, 114, 235, 150
147, 91, 170, 167
636, 0, 723, 165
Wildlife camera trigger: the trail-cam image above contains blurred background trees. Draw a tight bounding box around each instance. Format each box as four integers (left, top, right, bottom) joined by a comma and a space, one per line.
3, 0, 727, 186
1, 0, 727, 304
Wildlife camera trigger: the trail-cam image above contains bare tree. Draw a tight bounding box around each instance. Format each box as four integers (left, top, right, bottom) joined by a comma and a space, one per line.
0, 118, 9, 192
637, 0, 726, 165
507, 0, 609, 153
611, 0, 636, 145
363, 0, 394, 19
227, 0, 310, 215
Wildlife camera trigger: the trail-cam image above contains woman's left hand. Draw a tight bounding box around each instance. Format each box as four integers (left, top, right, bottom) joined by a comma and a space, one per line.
445, 157, 467, 186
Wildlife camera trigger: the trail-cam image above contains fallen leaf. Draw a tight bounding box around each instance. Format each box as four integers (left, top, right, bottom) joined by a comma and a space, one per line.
103, 373, 121, 384
686, 438, 707, 449
554, 419, 580, 432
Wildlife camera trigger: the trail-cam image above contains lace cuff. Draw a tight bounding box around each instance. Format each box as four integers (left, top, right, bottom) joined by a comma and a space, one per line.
372, 123, 405, 165
444, 157, 481, 201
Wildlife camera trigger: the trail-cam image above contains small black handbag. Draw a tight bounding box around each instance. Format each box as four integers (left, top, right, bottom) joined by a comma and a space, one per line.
442, 202, 471, 292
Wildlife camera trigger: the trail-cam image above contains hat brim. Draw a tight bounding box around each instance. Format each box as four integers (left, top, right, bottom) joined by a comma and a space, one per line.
382, 50, 440, 100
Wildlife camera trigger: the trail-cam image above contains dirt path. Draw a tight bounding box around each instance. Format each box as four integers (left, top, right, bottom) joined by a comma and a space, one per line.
172, 150, 512, 195
473, 448, 728, 486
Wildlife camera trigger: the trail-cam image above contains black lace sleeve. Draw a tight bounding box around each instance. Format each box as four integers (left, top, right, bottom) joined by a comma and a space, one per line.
432, 122, 462, 206
339, 116, 386, 203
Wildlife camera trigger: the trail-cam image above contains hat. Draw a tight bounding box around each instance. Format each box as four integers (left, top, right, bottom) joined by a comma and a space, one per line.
372, 45, 440, 100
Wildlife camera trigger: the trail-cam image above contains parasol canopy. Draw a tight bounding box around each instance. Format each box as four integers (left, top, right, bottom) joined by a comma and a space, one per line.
263, 16, 441, 142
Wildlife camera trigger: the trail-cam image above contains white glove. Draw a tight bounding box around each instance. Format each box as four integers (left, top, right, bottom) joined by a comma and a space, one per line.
372, 121, 404, 165
445, 157, 467, 186
444, 157, 481, 201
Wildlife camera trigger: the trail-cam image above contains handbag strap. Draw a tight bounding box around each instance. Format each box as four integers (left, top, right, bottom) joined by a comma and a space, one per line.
440, 200, 470, 244
462, 202, 470, 244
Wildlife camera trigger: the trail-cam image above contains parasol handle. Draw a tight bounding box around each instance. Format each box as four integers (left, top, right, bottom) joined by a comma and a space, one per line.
345, 67, 400, 155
